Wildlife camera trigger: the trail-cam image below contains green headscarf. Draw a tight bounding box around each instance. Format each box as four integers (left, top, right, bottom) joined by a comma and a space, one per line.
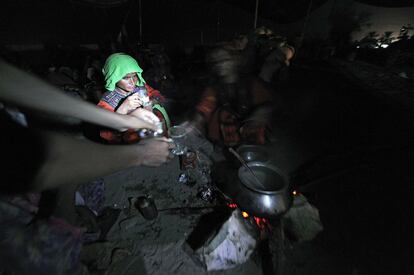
102, 53, 146, 91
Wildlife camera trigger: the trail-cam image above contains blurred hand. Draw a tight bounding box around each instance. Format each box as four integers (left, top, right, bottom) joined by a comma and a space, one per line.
137, 137, 174, 167
117, 114, 156, 132
130, 108, 159, 123
116, 107, 160, 133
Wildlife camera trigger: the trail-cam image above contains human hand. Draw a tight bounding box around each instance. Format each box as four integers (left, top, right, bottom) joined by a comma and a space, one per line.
114, 107, 161, 133
129, 108, 159, 125
117, 93, 142, 114
136, 137, 175, 167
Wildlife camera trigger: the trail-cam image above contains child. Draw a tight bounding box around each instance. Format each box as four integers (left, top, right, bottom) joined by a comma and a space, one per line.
98, 53, 170, 143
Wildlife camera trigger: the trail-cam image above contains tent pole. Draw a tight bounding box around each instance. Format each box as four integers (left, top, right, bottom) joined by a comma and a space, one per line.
296, 0, 313, 53
216, 0, 220, 42
138, 0, 143, 44
254, 0, 259, 29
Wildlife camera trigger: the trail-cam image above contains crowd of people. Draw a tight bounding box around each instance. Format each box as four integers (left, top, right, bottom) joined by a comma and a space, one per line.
0, 26, 295, 274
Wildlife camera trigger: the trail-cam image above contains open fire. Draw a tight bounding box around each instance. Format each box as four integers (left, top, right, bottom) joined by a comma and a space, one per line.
225, 190, 299, 230
226, 201, 268, 230
185, 188, 300, 271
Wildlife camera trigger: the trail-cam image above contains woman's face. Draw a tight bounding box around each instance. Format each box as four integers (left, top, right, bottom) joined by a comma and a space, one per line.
116, 72, 138, 92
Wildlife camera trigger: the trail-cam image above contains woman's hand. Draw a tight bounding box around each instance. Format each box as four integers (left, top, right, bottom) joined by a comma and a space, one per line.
135, 137, 175, 167
116, 93, 142, 114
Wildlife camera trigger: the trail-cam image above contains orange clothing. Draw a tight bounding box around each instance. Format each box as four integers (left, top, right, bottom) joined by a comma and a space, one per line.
195, 77, 273, 146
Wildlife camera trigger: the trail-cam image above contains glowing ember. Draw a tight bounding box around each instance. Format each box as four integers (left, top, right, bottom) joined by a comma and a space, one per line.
226, 202, 268, 229
254, 217, 267, 229
227, 203, 238, 209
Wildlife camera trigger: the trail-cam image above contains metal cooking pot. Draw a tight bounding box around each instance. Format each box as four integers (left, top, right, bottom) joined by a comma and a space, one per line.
234, 162, 292, 219
236, 145, 270, 163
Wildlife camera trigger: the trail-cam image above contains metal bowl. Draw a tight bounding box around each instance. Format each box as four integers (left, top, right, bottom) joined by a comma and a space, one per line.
236, 145, 270, 163
235, 162, 292, 219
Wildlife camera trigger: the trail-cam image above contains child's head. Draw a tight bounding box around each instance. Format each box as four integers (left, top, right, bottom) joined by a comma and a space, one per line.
102, 53, 146, 91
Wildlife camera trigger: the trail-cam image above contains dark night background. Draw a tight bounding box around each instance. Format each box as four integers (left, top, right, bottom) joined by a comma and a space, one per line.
1, 0, 413, 45
1, 0, 413, 75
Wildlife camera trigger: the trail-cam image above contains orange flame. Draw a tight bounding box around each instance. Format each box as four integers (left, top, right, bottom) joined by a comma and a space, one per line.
254, 217, 267, 229
226, 202, 268, 229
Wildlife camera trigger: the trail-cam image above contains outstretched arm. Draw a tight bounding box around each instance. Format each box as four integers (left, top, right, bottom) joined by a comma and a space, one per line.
0, 59, 158, 132
33, 129, 173, 190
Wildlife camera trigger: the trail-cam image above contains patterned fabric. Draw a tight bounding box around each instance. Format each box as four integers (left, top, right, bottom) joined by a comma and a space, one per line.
240, 123, 266, 145
76, 178, 105, 216
98, 89, 132, 111
218, 107, 241, 147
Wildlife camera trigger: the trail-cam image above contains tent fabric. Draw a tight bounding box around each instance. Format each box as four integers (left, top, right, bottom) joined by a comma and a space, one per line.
70, 0, 129, 8
1, 0, 413, 46
73, 0, 414, 9
355, 0, 414, 7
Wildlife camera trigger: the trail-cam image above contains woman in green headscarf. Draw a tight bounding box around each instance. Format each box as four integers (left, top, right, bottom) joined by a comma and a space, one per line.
97, 53, 170, 143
